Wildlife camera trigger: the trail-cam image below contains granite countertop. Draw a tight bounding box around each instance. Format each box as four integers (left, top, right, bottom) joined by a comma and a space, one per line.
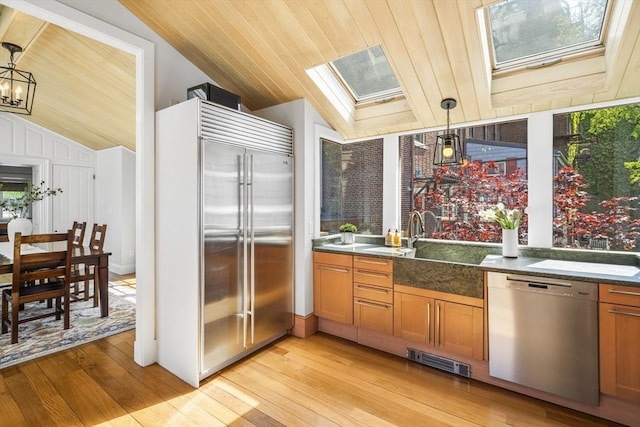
313, 235, 640, 288
479, 254, 640, 287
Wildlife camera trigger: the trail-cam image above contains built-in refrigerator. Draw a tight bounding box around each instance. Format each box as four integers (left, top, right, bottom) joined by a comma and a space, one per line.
156, 98, 293, 387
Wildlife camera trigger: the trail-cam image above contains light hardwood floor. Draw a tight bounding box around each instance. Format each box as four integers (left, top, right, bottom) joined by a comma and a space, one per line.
0, 329, 626, 427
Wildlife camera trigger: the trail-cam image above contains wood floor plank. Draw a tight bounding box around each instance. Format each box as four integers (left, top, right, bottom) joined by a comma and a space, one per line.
0, 369, 29, 427
313, 335, 546, 419
1, 329, 626, 427
199, 377, 270, 427
17, 361, 84, 426
220, 365, 341, 426
74, 342, 198, 426
213, 374, 309, 426
246, 344, 478, 426
265, 338, 486, 425
35, 351, 135, 425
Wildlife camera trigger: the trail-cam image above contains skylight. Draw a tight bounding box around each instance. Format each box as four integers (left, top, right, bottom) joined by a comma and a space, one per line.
486, 0, 609, 71
330, 45, 402, 103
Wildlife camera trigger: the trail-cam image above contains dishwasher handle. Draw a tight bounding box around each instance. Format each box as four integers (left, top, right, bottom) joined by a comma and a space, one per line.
506, 274, 573, 287
489, 272, 597, 300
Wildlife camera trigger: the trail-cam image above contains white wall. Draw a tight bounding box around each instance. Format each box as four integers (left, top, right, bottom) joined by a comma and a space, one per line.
0, 111, 96, 234
96, 146, 136, 274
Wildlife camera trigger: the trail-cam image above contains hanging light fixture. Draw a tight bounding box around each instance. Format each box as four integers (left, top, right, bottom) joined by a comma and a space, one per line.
433, 98, 463, 166
0, 42, 36, 115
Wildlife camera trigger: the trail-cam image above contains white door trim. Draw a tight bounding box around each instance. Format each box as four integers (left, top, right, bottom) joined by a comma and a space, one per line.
4, 0, 157, 366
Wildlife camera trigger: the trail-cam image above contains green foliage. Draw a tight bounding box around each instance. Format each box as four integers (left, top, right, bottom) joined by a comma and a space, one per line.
625, 161, 640, 184
339, 223, 357, 233
0, 181, 63, 219
570, 104, 640, 205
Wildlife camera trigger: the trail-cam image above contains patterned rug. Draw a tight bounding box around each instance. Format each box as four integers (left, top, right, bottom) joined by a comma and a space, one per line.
0, 285, 136, 369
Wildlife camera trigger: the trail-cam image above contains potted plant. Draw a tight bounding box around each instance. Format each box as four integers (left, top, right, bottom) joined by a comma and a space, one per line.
339, 223, 357, 245
0, 181, 63, 241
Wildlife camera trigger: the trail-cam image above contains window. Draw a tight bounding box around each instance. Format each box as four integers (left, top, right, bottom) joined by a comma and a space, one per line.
0, 165, 32, 220
400, 119, 528, 243
485, 0, 609, 71
552, 103, 640, 251
321, 138, 383, 235
330, 45, 402, 103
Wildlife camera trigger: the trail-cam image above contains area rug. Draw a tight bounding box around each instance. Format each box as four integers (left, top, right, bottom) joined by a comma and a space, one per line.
0, 285, 135, 369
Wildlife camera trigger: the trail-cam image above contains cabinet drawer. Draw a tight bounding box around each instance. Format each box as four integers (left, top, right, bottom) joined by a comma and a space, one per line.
354, 283, 393, 304
353, 256, 393, 273
314, 251, 352, 268
354, 298, 393, 335
353, 268, 393, 288
600, 284, 640, 306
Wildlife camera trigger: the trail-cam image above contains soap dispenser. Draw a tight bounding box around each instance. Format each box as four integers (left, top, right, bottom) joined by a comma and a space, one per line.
393, 229, 401, 247
385, 229, 392, 246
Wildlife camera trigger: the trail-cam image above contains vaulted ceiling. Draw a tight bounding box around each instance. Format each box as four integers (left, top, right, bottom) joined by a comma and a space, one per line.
0, 5, 136, 151
1, 1, 638, 151
120, 0, 640, 141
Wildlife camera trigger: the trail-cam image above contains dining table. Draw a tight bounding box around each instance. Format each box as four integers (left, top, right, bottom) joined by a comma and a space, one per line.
0, 240, 112, 317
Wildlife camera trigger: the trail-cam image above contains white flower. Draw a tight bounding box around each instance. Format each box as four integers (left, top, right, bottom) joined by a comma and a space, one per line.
478, 203, 523, 229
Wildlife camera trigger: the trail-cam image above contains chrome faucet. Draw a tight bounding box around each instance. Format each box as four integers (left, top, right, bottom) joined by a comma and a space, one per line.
407, 210, 425, 249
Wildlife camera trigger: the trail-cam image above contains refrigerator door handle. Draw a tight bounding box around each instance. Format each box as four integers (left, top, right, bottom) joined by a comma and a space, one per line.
249, 153, 255, 345
241, 152, 249, 349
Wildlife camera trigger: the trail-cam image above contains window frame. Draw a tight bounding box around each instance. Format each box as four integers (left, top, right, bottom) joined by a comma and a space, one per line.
328, 45, 403, 105
481, 0, 612, 74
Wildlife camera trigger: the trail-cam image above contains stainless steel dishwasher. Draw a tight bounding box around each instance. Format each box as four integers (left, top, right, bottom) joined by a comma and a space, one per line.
487, 272, 599, 405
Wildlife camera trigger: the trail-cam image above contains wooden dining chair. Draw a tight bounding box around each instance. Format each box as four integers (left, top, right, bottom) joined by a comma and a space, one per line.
70, 221, 87, 299
1, 230, 73, 344
71, 221, 87, 246
71, 223, 107, 307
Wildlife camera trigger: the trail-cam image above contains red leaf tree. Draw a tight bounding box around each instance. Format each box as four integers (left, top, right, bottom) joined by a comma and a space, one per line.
422, 160, 528, 243
553, 166, 640, 250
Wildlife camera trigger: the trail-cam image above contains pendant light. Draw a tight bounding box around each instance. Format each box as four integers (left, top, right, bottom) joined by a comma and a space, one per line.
0, 42, 37, 115
433, 98, 463, 166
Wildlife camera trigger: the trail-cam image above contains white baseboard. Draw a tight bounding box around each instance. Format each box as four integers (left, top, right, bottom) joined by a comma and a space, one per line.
109, 262, 136, 275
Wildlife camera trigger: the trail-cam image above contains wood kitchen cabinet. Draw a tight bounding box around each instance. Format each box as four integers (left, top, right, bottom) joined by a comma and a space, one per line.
599, 284, 640, 403
394, 284, 484, 360
313, 252, 353, 324
353, 256, 393, 335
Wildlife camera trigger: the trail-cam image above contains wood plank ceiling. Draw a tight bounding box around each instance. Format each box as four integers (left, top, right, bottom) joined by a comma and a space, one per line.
0, 6, 136, 151
119, 0, 640, 141
1, 1, 638, 151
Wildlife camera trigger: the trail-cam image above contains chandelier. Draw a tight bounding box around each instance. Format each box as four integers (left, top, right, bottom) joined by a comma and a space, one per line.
433, 98, 463, 166
0, 42, 36, 115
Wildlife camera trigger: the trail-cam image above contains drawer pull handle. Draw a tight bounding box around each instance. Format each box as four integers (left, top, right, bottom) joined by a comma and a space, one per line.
318, 266, 349, 273
356, 258, 389, 266
608, 289, 640, 297
435, 303, 441, 346
356, 270, 388, 279
608, 309, 640, 318
355, 284, 388, 294
355, 299, 389, 309
427, 302, 431, 344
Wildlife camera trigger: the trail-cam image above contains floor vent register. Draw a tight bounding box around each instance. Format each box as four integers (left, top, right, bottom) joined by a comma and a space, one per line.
407, 348, 471, 378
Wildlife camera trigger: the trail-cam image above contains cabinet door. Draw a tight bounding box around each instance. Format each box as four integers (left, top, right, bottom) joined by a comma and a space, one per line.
354, 298, 393, 335
394, 292, 434, 345
313, 262, 353, 324
600, 302, 640, 403
436, 300, 484, 360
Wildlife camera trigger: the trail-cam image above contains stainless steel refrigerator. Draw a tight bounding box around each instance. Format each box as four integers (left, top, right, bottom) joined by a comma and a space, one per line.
201, 139, 293, 378
156, 98, 293, 386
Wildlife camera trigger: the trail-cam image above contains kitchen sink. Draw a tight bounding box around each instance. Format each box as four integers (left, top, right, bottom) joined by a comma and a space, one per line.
362, 246, 415, 257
